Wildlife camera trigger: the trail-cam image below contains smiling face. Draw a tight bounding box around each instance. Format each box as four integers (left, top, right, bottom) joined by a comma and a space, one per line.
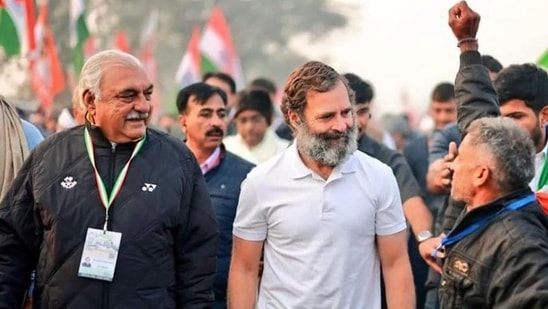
85, 64, 153, 143
179, 93, 227, 154
290, 80, 358, 166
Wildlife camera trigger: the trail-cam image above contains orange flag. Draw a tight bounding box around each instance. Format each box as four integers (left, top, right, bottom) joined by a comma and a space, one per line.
30, 0, 65, 110
114, 30, 130, 53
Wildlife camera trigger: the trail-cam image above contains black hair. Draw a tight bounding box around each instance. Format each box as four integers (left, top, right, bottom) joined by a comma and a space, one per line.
342, 73, 374, 104
431, 82, 455, 102
248, 77, 277, 95
495, 63, 548, 113
235, 89, 274, 125
481, 55, 503, 73
176, 82, 228, 114
202, 72, 236, 94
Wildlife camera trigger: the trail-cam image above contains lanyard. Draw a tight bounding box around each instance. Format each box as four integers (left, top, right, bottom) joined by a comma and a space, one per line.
440, 194, 536, 249
84, 128, 146, 232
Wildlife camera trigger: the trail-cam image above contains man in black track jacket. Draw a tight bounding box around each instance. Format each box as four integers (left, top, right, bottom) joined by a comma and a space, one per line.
0, 50, 219, 308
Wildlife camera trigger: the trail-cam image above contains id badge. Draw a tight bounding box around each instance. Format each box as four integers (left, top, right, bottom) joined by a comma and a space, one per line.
78, 228, 122, 282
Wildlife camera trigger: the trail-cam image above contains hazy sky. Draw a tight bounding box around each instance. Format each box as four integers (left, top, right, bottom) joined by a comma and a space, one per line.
297, 0, 548, 117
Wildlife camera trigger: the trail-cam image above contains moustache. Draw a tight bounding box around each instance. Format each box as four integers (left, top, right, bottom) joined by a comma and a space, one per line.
125, 111, 149, 120
205, 127, 224, 137
319, 130, 348, 140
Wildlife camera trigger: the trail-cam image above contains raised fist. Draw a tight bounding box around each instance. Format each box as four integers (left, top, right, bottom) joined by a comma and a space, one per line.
448, 1, 480, 41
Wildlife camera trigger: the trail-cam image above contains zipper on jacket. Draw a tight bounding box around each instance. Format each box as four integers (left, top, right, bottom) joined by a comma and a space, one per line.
103, 282, 109, 308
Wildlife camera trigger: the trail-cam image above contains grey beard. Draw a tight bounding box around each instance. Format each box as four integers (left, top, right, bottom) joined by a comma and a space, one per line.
295, 122, 358, 166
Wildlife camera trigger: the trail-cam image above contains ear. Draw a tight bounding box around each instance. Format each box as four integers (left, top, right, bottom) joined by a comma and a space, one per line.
83, 90, 96, 116
472, 166, 490, 188
177, 114, 187, 133
539, 106, 548, 127
287, 110, 301, 128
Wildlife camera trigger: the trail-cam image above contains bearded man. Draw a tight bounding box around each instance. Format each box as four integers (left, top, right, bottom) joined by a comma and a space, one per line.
227, 61, 415, 309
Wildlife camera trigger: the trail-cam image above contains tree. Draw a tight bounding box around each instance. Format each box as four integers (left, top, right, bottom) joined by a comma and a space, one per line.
2, 0, 348, 112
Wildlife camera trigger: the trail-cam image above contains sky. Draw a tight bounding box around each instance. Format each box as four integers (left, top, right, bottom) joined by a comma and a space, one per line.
295, 0, 548, 118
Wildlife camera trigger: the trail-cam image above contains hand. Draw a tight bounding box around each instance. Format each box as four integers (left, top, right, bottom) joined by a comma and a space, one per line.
439, 141, 458, 190
448, 1, 480, 40
418, 234, 446, 274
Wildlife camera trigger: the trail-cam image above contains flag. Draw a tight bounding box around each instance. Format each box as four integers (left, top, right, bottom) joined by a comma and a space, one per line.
138, 10, 160, 119
30, 0, 65, 110
175, 26, 201, 88
70, 0, 90, 76
199, 5, 245, 89
113, 30, 130, 53
0, 0, 35, 57
537, 49, 548, 69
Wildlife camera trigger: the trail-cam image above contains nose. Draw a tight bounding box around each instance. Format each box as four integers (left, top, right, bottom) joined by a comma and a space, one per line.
332, 114, 351, 133
133, 93, 152, 113
211, 113, 225, 128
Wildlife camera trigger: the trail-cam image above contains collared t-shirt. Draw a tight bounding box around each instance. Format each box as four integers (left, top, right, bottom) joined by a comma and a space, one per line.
233, 143, 406, 309
200, 146, 221, 174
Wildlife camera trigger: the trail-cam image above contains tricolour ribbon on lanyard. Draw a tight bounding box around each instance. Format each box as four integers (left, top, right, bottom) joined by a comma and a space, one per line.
84, 127, 146, 232
432, 194, 536, 256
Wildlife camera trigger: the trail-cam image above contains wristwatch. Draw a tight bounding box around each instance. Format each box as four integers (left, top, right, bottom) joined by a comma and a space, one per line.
416, 230, 434, 243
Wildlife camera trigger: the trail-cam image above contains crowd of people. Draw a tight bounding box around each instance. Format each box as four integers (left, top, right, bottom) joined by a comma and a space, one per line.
1, 1, 548, 308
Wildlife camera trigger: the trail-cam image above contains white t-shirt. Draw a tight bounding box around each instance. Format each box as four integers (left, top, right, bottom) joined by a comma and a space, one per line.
233, 143, 406, 309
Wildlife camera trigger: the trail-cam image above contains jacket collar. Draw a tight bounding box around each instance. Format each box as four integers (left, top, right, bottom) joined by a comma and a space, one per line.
85, 121, 139, 150
357, 134, 380, 156
452, 188, 534, 234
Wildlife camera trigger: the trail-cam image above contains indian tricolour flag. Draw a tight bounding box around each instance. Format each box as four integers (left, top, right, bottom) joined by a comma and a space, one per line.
169, 26, 202, 115
175, 26, 201, 89
537, 49, 548, 70
199, 5, 245, 89
70, 0, 90, 76
0, 0, 35, 57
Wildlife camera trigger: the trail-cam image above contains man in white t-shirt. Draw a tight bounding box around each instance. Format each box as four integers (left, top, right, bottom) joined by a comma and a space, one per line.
228, 61, 415, 309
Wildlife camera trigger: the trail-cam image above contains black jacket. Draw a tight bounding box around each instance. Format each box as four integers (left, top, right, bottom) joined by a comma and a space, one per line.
203, 147, 254, 308
439, 190, 548, 308
357, 134, 421, 204
0, 125, 219, 308
438, 51, 501, 236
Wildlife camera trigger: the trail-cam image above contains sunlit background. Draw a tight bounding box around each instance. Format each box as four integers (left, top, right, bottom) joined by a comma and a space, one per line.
1, 0, 547, 122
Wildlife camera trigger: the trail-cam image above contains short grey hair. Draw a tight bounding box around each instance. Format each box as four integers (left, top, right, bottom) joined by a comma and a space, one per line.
465, 117, 535, 192
76, 49, 143, 103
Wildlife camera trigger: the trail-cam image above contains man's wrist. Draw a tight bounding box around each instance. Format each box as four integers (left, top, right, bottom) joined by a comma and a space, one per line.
416, 230, 434, 243
458, 39, 479, 52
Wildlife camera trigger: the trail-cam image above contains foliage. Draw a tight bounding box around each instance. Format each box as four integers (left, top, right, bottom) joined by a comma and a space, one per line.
2, 0, 347, 110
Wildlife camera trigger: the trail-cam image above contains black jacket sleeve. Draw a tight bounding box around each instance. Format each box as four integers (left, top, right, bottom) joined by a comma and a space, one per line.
175, 154, 219, 308
0, 153, 41, 309
455, 51, 500, 136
